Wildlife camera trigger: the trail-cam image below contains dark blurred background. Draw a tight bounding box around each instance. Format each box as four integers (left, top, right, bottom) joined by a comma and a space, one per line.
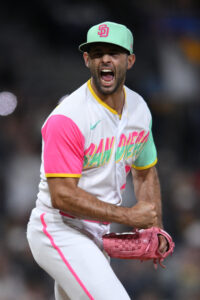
0, 0, 200, 299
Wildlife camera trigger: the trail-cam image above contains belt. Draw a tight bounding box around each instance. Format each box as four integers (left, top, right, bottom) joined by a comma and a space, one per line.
59, 211, 110, 225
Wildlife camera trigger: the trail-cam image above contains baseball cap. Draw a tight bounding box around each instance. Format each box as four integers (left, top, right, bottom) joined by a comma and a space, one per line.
79, 21, 134, 54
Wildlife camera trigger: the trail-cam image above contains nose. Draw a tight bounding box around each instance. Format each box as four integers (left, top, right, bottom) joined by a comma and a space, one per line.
101, 54, 112, 63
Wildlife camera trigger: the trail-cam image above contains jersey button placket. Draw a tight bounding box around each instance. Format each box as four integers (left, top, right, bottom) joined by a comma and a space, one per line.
114, 114, 127, 203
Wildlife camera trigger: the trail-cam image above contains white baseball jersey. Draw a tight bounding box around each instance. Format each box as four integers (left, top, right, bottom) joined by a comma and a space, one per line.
36, 79, 157, 212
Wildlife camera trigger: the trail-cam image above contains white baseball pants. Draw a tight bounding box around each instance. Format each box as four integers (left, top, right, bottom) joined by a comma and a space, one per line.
27, 207, 131, 300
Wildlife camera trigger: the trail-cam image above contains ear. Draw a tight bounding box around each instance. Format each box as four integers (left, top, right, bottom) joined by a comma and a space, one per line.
83, 52, 90, 68
127, 54, 136, 70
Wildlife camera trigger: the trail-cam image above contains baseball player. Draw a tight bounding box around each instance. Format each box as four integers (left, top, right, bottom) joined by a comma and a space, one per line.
27, 21, 168, 300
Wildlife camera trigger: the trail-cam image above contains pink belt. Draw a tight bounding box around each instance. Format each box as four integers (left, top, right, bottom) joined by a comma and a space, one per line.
59, 211, 110, 225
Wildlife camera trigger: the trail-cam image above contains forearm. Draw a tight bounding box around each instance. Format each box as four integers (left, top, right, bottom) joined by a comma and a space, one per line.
48, 178, 131, 226
48, 176, 158, 229
132, 167, 163, 228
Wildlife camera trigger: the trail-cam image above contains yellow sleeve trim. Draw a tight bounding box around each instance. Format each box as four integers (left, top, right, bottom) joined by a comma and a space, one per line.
46, 173, 81, 178
132, 158, 158, 170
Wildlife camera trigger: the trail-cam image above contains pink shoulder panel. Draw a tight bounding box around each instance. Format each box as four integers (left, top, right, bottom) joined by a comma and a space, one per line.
42, 115, 85, 177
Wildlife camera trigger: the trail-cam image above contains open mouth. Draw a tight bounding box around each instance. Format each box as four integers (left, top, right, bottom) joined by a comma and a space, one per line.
100, 69, 114, 85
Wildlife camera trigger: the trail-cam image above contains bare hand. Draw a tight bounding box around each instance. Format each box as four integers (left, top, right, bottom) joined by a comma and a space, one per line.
158, 235, 168, 254
129, 201, 158, 229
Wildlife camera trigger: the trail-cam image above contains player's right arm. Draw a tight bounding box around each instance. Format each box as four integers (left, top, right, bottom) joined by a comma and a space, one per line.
47, 176, 157, 228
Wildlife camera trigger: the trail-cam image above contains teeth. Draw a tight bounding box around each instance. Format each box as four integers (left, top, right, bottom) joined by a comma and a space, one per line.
102, 69, 112, 72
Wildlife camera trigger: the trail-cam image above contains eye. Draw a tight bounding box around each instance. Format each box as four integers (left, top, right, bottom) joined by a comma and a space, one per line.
89, 52, 103, 58
109, 52, 119, 56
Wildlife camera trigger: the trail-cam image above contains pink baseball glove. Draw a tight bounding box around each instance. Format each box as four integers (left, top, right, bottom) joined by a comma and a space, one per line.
102, 227, 175, 268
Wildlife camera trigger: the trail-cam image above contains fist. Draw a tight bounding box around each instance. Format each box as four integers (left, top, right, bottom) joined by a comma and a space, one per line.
130, 201, 158, 229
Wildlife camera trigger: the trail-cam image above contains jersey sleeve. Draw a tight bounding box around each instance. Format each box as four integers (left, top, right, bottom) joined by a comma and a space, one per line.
132, 122, 157, 170
42, 114, 85, 177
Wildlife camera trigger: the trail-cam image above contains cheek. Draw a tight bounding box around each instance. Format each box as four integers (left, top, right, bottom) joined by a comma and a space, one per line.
89, 62, 98, 74
117, 62, 128, 75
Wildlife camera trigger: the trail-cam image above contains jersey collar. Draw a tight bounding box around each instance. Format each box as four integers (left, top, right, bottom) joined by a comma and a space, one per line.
87, 79, 126, 119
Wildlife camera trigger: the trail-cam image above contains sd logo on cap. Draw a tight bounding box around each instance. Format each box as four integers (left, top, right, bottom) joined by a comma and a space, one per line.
79, 21, 134, 54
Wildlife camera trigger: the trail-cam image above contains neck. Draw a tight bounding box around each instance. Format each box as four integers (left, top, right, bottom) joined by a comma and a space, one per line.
90, 79, 125, 115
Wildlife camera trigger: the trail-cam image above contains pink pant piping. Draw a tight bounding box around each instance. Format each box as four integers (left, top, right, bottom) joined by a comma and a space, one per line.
40, 212, 94, 300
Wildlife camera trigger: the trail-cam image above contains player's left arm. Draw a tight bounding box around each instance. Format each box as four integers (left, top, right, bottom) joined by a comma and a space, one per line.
131, 166, 163, 228
131, 166, 168, 254
131, 117, 168, 253
131, 123, 162, 227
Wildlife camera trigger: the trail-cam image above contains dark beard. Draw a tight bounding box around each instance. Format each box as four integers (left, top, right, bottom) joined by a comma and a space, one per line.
91, 69, 126, 96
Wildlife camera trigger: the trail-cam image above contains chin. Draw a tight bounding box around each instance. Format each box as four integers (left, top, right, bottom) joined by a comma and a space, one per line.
94, 78, 116, 95
100, 82, 116, 94
100, 86, 115, 95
